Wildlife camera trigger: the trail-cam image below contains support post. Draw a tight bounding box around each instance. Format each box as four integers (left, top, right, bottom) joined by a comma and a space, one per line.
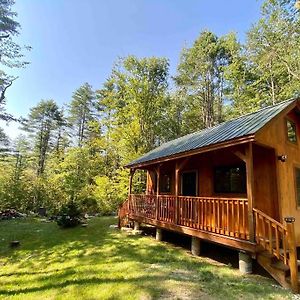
239, 251, 253, 274
175, 161, 179, 224
156, 228, 162, 241
285, 217, 299, 293
129, 168, 135, 196
134, 221, 140, 231
155, 165, 160, 220
245, 143, 255, 242
191, 236, 201, 256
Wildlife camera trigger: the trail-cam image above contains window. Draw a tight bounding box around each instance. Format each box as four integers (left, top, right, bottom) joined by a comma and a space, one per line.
214, 165, 246, 194
287, 119, 297, 143
295, 168, 300, 208
160, 174, 171, 193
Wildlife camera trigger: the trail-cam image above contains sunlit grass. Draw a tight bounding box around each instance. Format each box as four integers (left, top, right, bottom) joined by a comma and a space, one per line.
0, 217, 293, 299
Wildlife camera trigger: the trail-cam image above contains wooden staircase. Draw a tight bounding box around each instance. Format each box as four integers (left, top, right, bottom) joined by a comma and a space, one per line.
254, 208, 299, 293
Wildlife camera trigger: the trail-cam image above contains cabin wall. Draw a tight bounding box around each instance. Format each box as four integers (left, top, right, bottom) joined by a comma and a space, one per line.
145, 149, 248, 198
256, 108, 300, 245
252, 145, 279, 220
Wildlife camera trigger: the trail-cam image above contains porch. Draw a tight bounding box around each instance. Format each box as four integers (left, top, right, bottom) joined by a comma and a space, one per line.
119, 142, 299, 292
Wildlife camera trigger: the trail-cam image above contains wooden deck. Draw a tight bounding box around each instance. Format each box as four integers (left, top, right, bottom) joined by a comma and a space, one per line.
121, 194, 255, 252
119, 194, 299, 292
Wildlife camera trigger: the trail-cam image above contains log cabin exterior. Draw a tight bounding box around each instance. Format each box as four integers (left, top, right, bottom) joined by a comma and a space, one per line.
118, 98, 300, 292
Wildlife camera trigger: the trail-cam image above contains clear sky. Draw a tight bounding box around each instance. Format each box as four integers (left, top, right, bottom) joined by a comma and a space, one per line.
2, 0, 263, 138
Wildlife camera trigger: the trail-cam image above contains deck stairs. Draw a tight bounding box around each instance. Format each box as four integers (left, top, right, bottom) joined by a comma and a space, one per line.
257, 249, 300, 290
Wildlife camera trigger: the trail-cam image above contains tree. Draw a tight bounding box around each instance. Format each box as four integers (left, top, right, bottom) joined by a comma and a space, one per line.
0, 0, 30, 117
245, 0, 300, 106
98, 56, 170, 160
68, 83, 96, 147
21, 100, 64, 176
174, 31, 234, 132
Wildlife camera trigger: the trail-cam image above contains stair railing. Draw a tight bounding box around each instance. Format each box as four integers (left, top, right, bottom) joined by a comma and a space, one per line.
253, 208, 298, 293
118, 198, 130, 228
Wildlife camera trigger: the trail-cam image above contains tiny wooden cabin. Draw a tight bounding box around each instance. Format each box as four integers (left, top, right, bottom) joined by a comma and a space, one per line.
119, 99, 300, 292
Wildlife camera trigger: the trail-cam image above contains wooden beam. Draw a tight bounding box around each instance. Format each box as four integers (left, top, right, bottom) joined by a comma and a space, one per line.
232, 150, 247, 162
285, 218, 299, 293
175, 161, 180, 224
245, 143, 255, 242
155, 165, 160, 220
128, 168, 135, 196
130, 215, 257, 253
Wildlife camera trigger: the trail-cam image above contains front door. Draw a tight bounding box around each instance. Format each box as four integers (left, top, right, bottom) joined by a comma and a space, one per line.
181, 171, 197, 196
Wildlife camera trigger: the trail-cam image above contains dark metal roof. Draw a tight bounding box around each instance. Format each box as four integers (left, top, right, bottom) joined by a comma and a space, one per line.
127, 99, 296, 168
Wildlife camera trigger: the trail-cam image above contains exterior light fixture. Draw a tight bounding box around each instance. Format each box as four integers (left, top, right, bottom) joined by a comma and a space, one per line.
284, 216, 296, 223
295, 0, 300, 9
278, 155, 287, 162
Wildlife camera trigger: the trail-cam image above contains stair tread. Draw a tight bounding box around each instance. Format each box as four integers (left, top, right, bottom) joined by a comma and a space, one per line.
270, 261, 290, 272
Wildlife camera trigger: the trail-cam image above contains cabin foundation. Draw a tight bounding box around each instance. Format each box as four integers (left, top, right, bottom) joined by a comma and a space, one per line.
134, 221, 140, 231
191, 237, 201, 256
156, 228, 162, 241
239, 251, 253, 274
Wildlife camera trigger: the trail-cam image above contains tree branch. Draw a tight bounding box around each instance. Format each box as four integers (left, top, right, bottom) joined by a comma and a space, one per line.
0, 76, 18, 104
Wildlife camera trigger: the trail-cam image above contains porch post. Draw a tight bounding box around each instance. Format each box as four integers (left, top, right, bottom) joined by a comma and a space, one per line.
245, 143, 255, 242
129, 168, 135, 196
285, 217, 299, 293
155, 165, 160, 220
175, 161, 180, 225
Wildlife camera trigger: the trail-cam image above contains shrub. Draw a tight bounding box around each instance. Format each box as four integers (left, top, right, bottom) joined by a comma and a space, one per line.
57, 201, 82, 228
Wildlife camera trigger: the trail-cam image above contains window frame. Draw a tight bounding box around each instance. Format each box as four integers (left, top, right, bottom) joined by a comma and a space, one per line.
159, 173, 172, 194
286, 118, 297, 144
213, 164, 246, 194
180, 170, 198, 196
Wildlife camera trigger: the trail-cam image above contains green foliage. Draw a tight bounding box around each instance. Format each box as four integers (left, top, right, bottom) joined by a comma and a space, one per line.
0, 0, 30, 120
68, 82, 96, 146
56, 200, 82, 228
1, 0, 299, 217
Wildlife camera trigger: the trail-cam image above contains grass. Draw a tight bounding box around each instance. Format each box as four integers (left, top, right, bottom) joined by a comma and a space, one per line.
0, 217, 295, 300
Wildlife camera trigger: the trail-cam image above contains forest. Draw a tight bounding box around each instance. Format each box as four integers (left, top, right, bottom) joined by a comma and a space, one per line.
0, 0, 300, 215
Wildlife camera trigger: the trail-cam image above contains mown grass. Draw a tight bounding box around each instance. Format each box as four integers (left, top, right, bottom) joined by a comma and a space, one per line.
0, 217, 294, 300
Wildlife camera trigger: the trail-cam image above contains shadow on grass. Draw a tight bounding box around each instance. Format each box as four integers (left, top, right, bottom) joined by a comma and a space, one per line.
0, 217, 292, 299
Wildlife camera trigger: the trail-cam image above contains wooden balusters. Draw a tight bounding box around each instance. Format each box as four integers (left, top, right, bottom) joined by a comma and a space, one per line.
127, 194, 249, 240
253, 208, 298, 291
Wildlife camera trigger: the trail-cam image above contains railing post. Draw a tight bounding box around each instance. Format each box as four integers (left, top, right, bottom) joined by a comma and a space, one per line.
175, 162, 179, 225
245, 143, 255, 242
284, 216, 299, 293
155, 165, 160, 221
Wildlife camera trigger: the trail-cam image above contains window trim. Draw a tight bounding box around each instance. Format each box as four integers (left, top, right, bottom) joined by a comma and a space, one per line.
286, 118, 297, 144
293, 165, 300, 210
213, 164, 246, 194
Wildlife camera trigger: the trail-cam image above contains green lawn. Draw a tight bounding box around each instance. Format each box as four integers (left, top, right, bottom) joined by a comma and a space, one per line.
0, 217, 294, 300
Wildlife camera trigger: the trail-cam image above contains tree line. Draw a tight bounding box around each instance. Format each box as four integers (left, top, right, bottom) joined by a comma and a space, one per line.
0, 0, 299, 215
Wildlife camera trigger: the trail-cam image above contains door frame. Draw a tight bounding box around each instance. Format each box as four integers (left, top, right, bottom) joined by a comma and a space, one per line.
180, 169, 198, 196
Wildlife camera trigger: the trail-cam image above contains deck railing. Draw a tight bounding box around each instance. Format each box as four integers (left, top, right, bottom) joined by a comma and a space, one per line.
129, 194, 249, 240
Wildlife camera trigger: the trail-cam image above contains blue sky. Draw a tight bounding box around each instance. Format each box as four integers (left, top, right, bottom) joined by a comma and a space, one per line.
2, 0, 263, 138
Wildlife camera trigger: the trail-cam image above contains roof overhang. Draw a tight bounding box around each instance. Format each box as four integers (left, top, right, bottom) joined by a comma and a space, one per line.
126, 134, 255, 170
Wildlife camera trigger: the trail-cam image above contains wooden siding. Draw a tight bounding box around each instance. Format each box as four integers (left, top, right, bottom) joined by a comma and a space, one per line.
256, 107, 300, 245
